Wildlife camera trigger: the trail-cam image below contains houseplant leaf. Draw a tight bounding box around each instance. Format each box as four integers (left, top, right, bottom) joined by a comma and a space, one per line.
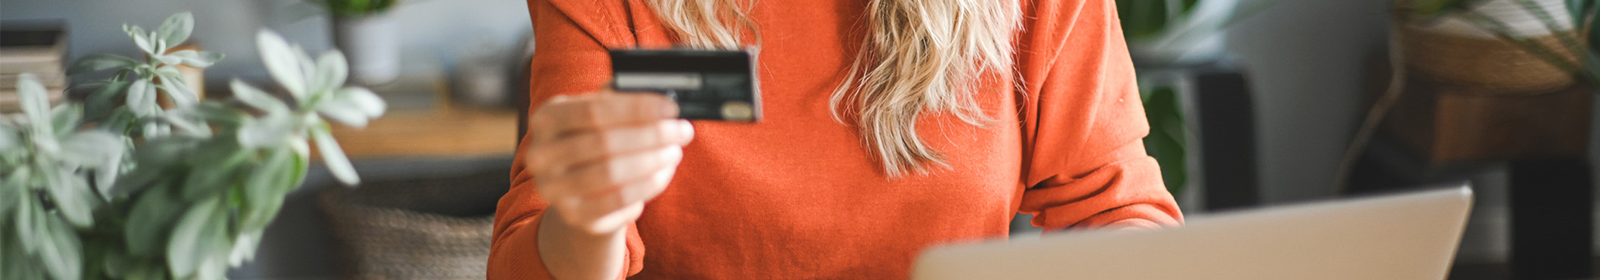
59, 131, 123, 168
0, 126, 18, 150
228, 232, 263, 266
244, 147, 292, 215
126, 78, 158, 116
181, 142, 251, 200
16, 191, 46, 254
311, 125, 359, 185
166, 196, 224, 278
125, 25, 155, 55
1141, 85, 1188, 195
0, 172, 23, 217
81, 80, 132, 120
18, 74, 52, 134
114, 138, 199, 197
311, 51, 349, 94
45, 169, 97, 228
166, 50, 224, 68
257, 30, 308, 98
50, 104, 82, 138
318, 87, 387, 124
238, 113, 295, 149
38, 217, 82, 280
67, 54, 138, 75
155, 12, 194, 46
156, 74, 198, 107
124, 187, 181, 256
229, 79, 290, 114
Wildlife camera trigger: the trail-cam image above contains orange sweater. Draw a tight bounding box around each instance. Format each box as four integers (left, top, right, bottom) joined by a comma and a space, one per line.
491, 0, 1182, 279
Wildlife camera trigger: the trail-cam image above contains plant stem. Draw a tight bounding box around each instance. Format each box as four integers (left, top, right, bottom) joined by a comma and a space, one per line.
1334, 15, 1410, 193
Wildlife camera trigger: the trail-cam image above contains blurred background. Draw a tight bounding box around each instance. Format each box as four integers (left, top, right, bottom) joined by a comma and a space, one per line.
1, 0, 1595, 279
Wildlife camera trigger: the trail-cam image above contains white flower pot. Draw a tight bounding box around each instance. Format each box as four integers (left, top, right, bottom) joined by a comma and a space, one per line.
333, 13, 401, 85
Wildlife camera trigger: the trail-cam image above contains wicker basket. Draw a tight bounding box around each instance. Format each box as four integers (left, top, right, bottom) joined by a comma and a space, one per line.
320, 170, 509, 280
1400, 23, 1589, 95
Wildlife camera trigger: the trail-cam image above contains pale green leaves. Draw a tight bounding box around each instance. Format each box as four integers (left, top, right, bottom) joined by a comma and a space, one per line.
164, 49, 225, 68
36, 214, 83, 280
81, 10, 220, 133
231, 79, 289, 114
310, 52, 350, 95
125, 79, 158, 116
125, 12, 195, 57
65, 54, 138, 76
9, 175, 85, 280
318, 87, 386, 128
318, 0, 400, 16
124, 187, 181, 256
44, 168, 97, 228
311, 124, 358, 185
237, 112, 294, 149
18, 74, 51, 134
1, 74, 124, 239
257, 30, 309, 99
252, 30, 383, 186
0, 126, 18, 150
8, 12, 386, 280
155, 12, 194, 50
166, 196, 232, 280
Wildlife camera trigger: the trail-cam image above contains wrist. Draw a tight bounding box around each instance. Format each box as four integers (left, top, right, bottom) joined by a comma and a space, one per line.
538, 208, 628, 280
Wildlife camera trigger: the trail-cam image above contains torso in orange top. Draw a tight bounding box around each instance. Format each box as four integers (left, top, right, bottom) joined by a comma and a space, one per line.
491, 0, 1183, 279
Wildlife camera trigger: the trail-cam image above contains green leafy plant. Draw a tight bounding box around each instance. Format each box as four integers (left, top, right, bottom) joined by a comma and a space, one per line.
1119, 0, 1286, 196
1, 12, 385, 280
1116, 0, 1284, 64
1141, 85, 1189, 195
313, 0, 400, 16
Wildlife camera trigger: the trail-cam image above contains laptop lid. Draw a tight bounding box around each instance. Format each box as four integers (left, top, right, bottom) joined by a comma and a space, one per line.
912, 184, 1474, 280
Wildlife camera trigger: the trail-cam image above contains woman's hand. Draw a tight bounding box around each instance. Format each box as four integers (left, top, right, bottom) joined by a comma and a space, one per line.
527, 91, 692, 280
527, 90, 694, 236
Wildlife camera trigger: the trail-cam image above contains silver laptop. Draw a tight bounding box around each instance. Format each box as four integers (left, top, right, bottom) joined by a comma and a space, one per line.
913, 185, 1474, 280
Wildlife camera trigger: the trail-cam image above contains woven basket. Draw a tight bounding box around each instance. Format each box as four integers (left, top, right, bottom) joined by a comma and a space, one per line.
1400, 23, 1589, 95
320, 170, 509, 280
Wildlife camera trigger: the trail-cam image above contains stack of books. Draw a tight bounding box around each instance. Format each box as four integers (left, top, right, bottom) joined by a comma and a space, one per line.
0, 21, 67, 113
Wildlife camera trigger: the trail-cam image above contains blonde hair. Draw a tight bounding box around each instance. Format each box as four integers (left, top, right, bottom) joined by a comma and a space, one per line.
644, 0, 1021, 176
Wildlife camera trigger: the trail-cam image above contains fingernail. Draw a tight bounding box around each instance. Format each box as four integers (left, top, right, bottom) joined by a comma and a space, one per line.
660, 99, 679, 118
676, 120, 695, 142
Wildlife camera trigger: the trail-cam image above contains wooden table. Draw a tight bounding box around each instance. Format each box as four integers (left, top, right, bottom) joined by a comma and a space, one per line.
329, 106, 519, 159
318, 66, 521, 160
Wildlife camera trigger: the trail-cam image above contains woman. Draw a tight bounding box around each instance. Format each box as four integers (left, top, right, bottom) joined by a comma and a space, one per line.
491, 0, 1182, 278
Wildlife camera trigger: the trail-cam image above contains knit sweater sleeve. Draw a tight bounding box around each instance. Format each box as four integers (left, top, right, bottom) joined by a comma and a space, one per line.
489, 0, 647, 279
1014, 0, 1184, 230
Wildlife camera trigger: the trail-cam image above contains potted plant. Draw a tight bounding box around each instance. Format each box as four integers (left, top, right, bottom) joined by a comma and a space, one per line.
1333, 0, 1598, 190
315, 0, 403, 85
1115, 0, 1283, 202
0, 12, 385, 280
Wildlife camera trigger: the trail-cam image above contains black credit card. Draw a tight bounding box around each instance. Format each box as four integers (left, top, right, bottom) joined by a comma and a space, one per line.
609, 49, 761, 122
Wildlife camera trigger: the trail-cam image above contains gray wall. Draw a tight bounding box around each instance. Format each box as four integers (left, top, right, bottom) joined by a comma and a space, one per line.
1226, 0, 1392, 204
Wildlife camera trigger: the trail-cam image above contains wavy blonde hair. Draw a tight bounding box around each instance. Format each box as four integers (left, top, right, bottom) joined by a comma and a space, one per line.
644, 0, 1021, 176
